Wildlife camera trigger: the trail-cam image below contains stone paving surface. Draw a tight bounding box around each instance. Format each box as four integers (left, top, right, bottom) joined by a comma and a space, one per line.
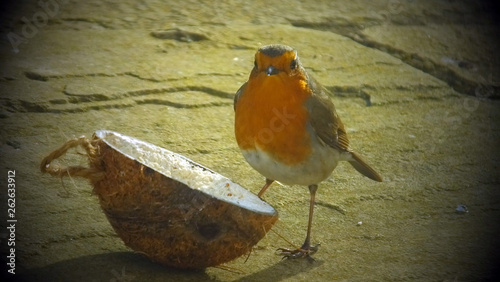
0, 1, 499, 281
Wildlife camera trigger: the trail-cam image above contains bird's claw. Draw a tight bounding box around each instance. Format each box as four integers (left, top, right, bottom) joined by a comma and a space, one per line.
276, 243, 320, 260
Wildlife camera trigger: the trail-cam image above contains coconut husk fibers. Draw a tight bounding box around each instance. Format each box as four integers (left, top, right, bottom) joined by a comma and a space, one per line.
40, 131, 278, 269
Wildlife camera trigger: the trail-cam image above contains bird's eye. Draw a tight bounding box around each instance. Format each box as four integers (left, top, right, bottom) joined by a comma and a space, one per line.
254, 60, 257, 69
290, 59, 297, 70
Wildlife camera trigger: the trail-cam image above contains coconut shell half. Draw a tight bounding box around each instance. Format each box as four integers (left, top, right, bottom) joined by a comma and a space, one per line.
41, 130, 278, 269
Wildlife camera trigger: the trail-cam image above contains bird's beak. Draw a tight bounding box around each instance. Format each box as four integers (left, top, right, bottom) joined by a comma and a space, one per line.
266, 65, 279, 76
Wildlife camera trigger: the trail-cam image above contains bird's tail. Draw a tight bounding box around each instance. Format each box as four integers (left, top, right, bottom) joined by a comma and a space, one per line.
348, 151, 383, 182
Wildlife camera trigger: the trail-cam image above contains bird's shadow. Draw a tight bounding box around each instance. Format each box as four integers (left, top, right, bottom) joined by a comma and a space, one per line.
237, 256, 324, 281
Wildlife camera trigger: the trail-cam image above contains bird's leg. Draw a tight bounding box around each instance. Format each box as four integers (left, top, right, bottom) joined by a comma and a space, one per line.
257, 178, 274, 198
278, 184, 320, 260
301, 184, 319, 252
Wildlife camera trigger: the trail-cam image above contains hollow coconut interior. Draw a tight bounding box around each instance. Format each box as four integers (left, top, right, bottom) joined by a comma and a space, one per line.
94, 130, 276, 216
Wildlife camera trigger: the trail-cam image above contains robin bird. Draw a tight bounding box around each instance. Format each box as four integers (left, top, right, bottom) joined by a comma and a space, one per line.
234, 44, 383, 259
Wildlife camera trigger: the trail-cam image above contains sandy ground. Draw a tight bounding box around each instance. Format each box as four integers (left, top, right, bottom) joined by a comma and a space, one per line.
0, 1, 499, 281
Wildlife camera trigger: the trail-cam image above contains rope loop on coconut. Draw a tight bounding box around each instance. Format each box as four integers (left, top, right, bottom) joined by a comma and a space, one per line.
40, 136, 104, 181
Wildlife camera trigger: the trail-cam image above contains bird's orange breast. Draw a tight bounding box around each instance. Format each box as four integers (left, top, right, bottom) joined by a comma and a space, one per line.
235, 72, 312, 166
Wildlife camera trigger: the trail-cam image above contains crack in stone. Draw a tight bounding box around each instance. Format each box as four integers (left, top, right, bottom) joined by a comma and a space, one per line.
23, 70, 232, 85
24, 71, 50, 81
355, 35, 499, 99
150, 28, 209, 42
24, 71, 169, 82
16, 70, 235, 112
2, 85, 233, 113
3, 98, 232, 114
136, 99, 232, 109
24, 71, 124, 81
60, 17, 111, 29
290, 19, 499, 99
369, 95, 453, 107
122, 72, 164, 82
315, 200, 347, 215
326, 85, 374, 106
62, 85, 232, 103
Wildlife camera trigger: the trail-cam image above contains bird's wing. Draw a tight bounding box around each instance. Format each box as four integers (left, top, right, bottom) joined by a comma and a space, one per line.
234, 82, 247, 111
306, 75, 383, 182
305, 75, 350, 152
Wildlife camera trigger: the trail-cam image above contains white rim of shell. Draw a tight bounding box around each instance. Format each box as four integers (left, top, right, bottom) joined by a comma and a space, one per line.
95, 130, 277, 216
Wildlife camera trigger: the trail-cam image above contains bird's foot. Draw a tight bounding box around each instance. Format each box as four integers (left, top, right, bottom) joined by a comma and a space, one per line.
277, 243, 320, 260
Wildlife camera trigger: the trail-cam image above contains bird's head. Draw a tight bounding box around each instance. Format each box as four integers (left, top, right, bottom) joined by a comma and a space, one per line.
252, 44, 304, 78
